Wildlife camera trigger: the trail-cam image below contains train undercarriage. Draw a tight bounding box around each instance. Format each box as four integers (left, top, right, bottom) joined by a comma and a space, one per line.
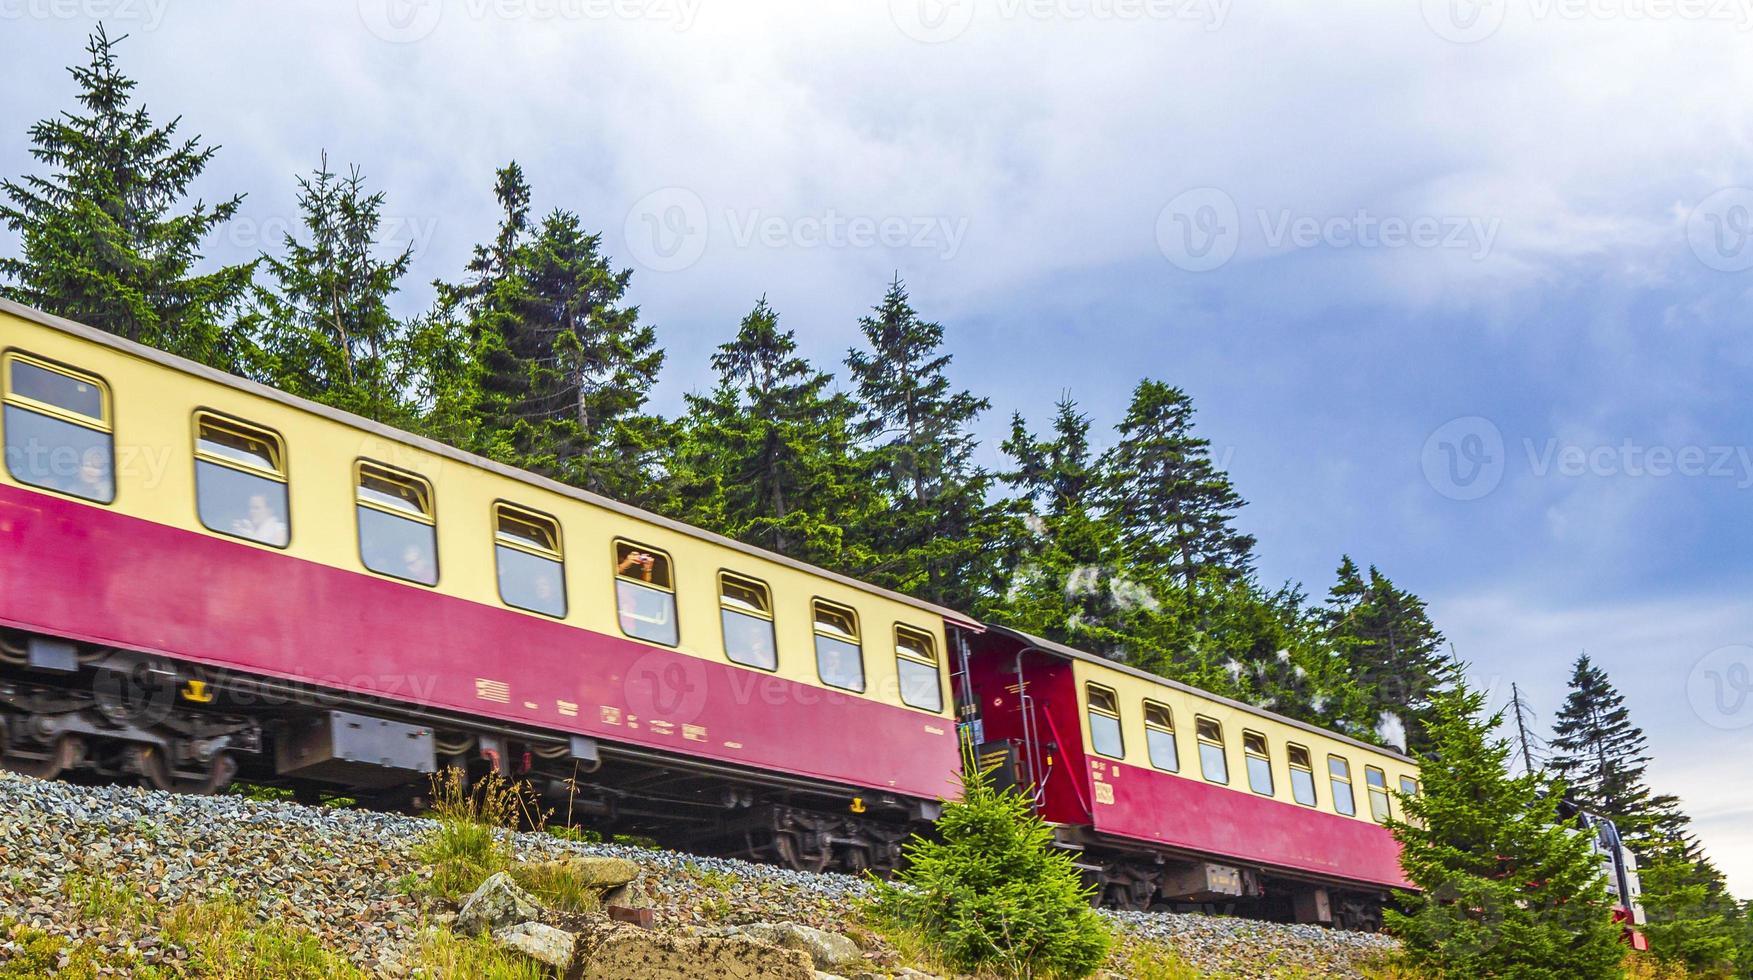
1057, 826, 1388, 930
0, 628, 933, 876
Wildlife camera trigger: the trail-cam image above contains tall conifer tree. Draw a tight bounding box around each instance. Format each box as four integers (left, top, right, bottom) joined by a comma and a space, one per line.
1319, 558, 1451, 753
674, 297, 867, 566
439, 164, 667, 506
1, 26, 254, 369
1549, 653, 1679, 851
1388, 681, 1624, 979
253, 155, 414, 423
844, 276, 997, 609
1098, 380, 1255, 594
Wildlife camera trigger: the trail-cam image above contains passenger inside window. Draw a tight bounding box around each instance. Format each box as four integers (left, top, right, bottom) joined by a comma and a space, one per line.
356, 464, 437, 586
719, 573, 776, 670
3, 356, 114, 504
615, 543, 677, 645
195, 417, 289, 547
813, 601, 864, 691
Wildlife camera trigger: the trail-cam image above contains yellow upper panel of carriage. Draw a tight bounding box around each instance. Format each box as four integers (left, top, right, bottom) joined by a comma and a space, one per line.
1069, 652, 1422, 824
0, 304, 958, 717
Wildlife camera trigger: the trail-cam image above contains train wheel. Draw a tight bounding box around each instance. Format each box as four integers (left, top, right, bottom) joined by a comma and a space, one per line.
0, 731, 83, 781
126, 744, 236, 796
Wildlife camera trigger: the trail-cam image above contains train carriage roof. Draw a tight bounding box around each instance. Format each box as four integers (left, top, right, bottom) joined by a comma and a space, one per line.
1, 298, 980, 629
986, 624, 1417, 765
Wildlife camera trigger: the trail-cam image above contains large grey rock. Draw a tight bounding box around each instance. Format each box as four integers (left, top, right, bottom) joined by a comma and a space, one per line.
457, 872, 543, 937
577, 920, 815, 980
733, 923, 863, 971
494, 921, 579, 971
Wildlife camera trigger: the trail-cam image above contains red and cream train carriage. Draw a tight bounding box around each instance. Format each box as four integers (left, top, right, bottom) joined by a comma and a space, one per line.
0, 298, 1416, 918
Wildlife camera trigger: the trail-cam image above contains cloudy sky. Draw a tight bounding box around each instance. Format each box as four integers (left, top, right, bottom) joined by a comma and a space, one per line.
5, 0, 1752, 892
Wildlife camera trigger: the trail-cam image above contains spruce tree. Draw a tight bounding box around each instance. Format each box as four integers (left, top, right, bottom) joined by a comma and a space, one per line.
1387, 681, 1625, 980
869, 759, 1111, 978
1, 26, 254, 369
252, 155, 414, 423
1319, 558, 1451, 753
673, 297, 868, 566
1549, 653, 1676, 851
989, 395, 1140, 648
441, 164, 668, 506
1639, 839, 1743, 977
844, 276, 998, 609
1098, 380, 1255, 594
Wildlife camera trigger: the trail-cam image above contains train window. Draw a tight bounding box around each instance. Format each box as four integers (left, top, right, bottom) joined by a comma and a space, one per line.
1196, 716, 1228, 784
2, 353, 114, 504
1329, 755, 1356, 816
1399, 775, 1421, 798
494, 504, 566, 617
1143, 701, 1178, 772
614, 541, 677, 646
813, 600, 864, 692
356, 462, 437, 586
719, 572, 776, 670
194, 414, 289, 548
1287, 744, 1318, 807
1243, 730, 1274, 796
1086, 684, 1124, 759
895, 625, 942, 712
1366, 766, 1392, 822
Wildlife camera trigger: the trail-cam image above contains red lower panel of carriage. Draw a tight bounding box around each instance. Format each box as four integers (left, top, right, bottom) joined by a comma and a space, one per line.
1086, 757, 1410, 890
0, 483, 961, 800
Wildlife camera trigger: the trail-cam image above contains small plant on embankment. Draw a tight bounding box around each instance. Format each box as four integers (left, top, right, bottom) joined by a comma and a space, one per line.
867, 759, 1112, 979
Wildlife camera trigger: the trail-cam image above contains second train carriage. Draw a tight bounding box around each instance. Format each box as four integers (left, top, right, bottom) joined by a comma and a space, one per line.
0, 297, 1429, 912
960, 627, 1417, 928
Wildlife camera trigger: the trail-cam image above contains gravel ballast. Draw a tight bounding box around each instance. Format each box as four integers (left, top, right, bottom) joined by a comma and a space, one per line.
0, 771, 1400, 977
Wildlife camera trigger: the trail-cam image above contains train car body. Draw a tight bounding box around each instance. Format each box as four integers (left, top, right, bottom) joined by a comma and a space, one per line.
0, 300, 967, 871
960, 626, 1418, 927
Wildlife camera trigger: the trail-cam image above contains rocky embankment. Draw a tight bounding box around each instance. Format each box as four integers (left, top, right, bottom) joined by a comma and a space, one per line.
0, 772, 1399, 978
